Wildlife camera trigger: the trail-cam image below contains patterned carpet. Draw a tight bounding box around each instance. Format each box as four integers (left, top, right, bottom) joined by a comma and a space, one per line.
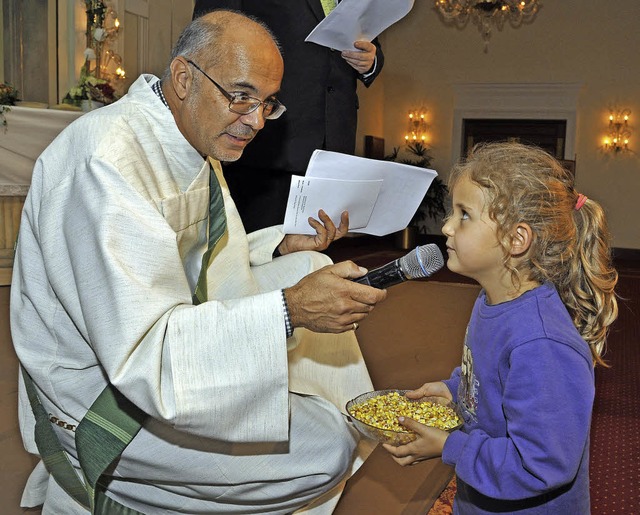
427, 477, 456, 515
589, 267, 640, 514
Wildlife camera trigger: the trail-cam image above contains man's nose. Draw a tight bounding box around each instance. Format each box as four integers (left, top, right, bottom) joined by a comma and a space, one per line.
239, 107, 266, 131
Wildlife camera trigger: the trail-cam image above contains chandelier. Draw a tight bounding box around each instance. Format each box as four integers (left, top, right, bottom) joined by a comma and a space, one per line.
434, 0, 540, 51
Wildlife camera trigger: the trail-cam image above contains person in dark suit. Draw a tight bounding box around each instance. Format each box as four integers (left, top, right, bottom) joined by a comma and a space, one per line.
193, 0, 384, 232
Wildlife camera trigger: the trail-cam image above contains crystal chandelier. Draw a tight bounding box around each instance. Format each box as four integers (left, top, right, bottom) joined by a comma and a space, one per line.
434, 0, 540, 51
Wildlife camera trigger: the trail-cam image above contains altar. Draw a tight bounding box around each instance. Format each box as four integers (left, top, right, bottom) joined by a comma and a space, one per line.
0, 105, 83, 194
0, 105, 83, 284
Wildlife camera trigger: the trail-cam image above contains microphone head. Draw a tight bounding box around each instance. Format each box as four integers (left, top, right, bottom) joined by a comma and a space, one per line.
399, 244, 444, 279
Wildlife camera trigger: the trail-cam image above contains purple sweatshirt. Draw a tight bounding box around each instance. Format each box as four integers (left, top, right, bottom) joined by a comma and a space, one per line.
442, 283, 594, 514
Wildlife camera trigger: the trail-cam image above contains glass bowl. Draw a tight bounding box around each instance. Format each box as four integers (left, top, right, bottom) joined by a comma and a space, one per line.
345, 389, 463, 446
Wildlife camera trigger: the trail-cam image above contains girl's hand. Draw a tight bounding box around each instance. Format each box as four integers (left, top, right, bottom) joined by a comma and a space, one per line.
382, 416, 450, 466
405, 381, 453, 402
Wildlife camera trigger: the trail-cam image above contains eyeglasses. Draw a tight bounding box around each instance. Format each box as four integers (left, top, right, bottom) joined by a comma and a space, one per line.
186, 59, 286, 120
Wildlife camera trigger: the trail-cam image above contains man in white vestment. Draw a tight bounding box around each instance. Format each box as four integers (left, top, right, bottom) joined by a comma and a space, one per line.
10, 10, 387, 514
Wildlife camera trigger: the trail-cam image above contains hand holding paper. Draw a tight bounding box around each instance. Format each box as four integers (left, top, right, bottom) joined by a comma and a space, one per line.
306, 0, 415, 51
278, 209, 350, 256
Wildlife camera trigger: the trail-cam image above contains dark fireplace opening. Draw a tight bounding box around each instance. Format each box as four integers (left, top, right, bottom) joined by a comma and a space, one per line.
462, 119, 567, 159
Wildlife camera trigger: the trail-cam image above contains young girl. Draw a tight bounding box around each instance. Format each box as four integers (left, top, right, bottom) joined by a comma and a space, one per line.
383, 142, 618, 514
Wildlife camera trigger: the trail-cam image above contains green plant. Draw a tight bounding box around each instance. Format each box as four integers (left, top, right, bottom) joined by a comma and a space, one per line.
385, 142, 448, 228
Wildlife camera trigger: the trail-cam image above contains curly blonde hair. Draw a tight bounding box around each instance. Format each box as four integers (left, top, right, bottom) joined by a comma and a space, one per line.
448, 142, 618, 366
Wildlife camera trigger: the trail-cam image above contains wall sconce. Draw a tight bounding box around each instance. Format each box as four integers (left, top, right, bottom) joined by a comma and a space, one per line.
603, 108, 631, 153
404, 109, 429, 144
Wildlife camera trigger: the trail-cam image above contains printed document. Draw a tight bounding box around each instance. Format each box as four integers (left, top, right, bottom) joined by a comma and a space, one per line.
306, 0, 415, 51
283, 150, 438, 236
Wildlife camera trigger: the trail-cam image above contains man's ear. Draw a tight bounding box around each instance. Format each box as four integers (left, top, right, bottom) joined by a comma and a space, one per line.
510, 222, 533, 257
170, 57, 191, 101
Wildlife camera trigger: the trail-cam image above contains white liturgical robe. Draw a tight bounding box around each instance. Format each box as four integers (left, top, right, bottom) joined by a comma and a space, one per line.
11, 75, 373, 514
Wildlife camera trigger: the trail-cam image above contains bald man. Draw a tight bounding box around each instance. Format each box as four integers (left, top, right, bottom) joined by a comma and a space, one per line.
11, 11, 385, 514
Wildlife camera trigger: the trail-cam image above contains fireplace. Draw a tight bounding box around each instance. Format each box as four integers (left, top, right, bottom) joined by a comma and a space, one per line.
452, 83, 581, 165
462, 118, 567, 159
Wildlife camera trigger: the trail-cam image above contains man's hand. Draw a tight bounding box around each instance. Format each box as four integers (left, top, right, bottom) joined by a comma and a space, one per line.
284, 261, 387, 333
278, 209, 348, 255
341, 40, 376, 74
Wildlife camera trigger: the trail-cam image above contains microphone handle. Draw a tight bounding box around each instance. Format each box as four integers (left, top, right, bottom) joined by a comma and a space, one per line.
353, 259, 407, 289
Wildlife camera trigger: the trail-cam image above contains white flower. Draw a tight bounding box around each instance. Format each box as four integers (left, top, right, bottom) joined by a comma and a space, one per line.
84, 47, 96, 60
93, 28, 106, 42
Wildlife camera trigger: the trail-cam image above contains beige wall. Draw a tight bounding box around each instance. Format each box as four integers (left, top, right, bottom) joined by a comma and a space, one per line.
4, 1, 637, 248
356, 0, 640, 249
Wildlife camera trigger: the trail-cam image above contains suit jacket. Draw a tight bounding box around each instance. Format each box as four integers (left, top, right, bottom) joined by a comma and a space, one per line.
193, 0, 384, 173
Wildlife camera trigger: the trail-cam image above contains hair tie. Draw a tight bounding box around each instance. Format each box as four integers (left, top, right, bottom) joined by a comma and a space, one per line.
575, 193, 588, 211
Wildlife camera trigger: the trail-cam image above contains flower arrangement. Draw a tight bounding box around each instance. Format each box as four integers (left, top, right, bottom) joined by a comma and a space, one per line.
0, 82, 20, 129
62, 1, 124, 110
62, 65, 117, 107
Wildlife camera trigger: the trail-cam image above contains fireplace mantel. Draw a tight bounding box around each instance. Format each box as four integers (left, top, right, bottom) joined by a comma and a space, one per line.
451, 83, 582, 161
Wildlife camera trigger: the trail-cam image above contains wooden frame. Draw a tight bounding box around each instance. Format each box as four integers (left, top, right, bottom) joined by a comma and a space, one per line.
364, 135, 385, 160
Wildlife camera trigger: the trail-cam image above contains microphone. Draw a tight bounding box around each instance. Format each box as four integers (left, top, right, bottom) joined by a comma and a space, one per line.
353, 244, 444, 289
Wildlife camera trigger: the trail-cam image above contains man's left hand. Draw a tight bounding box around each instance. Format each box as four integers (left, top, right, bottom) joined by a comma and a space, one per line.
278, 209, 348, 255
341, 40, 376, 74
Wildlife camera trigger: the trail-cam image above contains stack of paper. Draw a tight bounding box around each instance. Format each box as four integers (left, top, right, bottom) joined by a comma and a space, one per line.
305, 0, 415, 51
283, 150, 438, 236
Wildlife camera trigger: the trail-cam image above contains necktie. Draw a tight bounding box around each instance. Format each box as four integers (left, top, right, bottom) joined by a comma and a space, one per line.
320, 0, 337, 16
193, 160, 228, 304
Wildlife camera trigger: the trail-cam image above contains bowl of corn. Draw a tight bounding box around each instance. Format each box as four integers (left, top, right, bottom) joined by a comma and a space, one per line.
345, 389, 463, 446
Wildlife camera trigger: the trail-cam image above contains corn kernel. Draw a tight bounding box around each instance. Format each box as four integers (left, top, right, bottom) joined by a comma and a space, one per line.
349, 391, 461, 432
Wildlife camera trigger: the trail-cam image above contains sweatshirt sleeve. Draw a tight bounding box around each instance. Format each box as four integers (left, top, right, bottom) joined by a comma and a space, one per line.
443, 366, 462, 403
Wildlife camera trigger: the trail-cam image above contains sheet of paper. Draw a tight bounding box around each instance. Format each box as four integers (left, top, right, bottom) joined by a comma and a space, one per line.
283, 176, 383, 235
283, 150, 438, 237
305, 0, 415, 51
